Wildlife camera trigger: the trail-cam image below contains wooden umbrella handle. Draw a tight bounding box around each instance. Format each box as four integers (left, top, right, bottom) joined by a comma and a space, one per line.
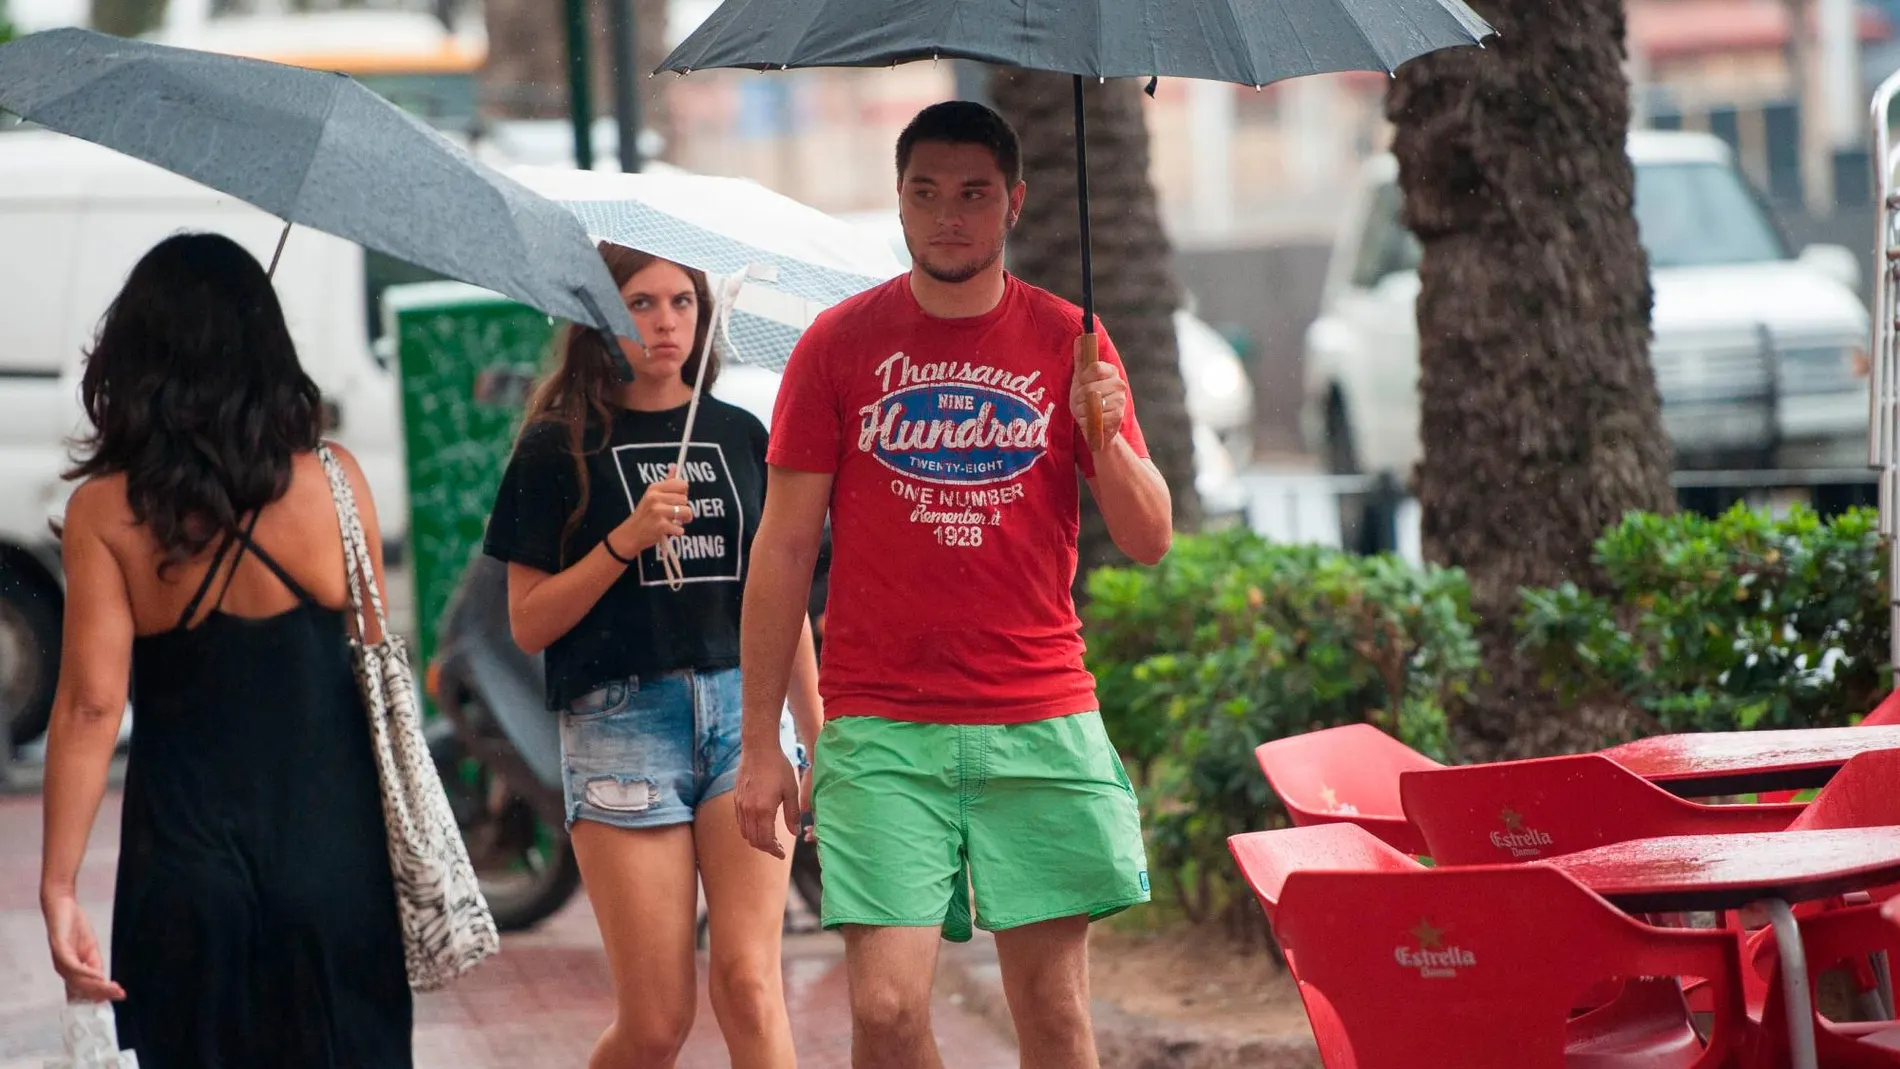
1076, 331, 1105, 452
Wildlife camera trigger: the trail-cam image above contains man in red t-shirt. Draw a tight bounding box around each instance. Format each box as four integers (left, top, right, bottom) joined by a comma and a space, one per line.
735, 100, 1174, 1069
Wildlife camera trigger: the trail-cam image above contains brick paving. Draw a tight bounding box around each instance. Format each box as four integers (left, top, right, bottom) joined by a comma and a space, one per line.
0, 791, 1018, 1068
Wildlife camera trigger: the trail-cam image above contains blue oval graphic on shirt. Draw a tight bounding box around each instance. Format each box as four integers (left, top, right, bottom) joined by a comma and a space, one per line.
860, 384, 1051, 485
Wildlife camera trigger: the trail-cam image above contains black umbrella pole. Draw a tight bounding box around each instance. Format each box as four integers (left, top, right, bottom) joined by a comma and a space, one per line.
1072, 75, 1095, 331
1072, 75, 1105, 451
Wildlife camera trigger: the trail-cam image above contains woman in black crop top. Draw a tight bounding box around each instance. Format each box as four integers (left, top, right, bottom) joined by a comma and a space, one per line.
484, 242, 821, 1069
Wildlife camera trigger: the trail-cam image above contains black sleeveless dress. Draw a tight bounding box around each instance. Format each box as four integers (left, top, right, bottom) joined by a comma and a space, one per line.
110, 516, 412, 1068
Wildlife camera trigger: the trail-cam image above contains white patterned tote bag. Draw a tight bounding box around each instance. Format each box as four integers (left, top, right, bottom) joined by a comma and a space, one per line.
319, 443, 499, 990
43, 1001, 138, 1068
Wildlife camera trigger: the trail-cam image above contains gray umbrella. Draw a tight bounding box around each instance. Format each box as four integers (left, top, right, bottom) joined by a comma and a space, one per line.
662, 0, 1493, 84
0, 27, 638, 355
660, 0, 1492, 443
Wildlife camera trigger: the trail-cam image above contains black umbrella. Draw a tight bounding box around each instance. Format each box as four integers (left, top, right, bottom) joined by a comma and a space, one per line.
659, 0, 1493, 443
0, 27, 639, 353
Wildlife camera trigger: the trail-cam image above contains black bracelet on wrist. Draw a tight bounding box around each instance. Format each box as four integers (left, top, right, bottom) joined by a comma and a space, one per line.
602, 534, 637, 565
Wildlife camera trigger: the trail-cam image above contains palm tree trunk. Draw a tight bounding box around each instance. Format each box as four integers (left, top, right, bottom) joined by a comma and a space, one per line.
1389, 0, 1675, 759
989, 70, 1202, 593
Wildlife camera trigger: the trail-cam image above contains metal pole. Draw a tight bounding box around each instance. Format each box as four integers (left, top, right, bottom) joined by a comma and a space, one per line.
562, 0, 595, 171
1819, 0, 1860, 151
1870, 69, 1900, 671
607, 0, 642, 173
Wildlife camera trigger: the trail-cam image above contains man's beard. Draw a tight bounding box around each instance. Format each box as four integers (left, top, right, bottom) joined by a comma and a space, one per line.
911, 232, 1006, 285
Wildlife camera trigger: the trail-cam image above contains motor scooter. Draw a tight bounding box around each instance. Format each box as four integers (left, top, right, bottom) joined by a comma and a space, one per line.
425, 552, 580, 931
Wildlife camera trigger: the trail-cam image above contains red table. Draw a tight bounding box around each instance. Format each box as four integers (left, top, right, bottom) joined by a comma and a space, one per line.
1548, 827, 1900, 1069
1547, 827, 1900, 913
1599, 726, 1900, 796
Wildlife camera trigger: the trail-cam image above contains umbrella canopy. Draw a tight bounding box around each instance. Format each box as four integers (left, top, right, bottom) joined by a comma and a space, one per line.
0, 27, 638, 346
660, 0, 1493, 85
508, 164, 908, 373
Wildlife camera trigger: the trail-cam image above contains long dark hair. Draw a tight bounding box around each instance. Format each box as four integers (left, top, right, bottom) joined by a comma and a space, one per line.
519, 243, 718, 552
65, 232, 322, 573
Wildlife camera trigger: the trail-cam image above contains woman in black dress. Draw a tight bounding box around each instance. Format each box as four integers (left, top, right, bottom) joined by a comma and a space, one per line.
38, 233, 411, 1068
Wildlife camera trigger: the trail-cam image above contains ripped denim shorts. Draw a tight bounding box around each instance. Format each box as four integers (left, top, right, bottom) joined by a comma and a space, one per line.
559, 667, 803, 830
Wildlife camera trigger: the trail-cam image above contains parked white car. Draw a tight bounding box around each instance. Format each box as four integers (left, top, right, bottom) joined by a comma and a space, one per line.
838, 211, 1255, 519
1303, 130, 1871, 483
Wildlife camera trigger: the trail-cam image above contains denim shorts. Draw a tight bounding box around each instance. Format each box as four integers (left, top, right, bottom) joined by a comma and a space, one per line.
559, 667, 802, 830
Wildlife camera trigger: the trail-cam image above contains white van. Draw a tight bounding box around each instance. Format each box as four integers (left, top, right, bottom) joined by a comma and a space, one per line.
0, 128, 409, 748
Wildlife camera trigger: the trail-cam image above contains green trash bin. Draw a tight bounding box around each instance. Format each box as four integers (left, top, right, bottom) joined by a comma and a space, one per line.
385, 281, 557, 694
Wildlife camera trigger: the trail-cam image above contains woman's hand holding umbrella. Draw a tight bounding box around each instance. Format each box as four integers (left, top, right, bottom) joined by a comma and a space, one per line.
610, 473, 691, 564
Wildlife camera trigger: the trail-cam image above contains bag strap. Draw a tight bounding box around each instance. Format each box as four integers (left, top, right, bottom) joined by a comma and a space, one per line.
316, 442, 388, 643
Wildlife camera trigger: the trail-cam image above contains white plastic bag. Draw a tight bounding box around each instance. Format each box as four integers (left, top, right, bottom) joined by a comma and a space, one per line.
43, 1001, 138, 1069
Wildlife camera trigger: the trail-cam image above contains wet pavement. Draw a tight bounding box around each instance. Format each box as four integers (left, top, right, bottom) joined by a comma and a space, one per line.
0, 791, 1018, 1068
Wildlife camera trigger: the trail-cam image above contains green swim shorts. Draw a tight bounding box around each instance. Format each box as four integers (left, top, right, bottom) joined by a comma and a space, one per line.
810, 710, 1150, 941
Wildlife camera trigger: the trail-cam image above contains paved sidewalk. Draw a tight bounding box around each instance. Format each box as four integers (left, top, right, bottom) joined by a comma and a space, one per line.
0, 792, 1017, 1068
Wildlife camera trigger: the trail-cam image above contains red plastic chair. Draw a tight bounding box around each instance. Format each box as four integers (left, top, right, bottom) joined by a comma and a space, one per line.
1227, 822, 1424, 1066
1255, 724, 1441, 855
1398, 752, 1803, 866
1755, 747, 1900, 935
1229, 823, 1423, 922
1724, 749, 1900, 1021
1269, 864, 1751, 1069
1749, 900, 1900, 1068
1758, 689, 1900, 804
1401, 749, 1893, 1018
1229, 826, 1742, 1064
1866, 690, 1900, 727
1785, 747, 1900, 834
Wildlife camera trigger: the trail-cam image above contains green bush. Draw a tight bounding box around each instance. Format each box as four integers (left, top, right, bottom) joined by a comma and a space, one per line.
1518, 504, 1890, 734
1084, 505, 1890, 937
0, 1, 13, 46
1085, 527, 1478, 939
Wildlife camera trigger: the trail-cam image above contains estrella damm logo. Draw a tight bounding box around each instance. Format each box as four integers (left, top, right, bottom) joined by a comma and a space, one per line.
1394, 918, 1476, 979
1488, 806, 1554, 858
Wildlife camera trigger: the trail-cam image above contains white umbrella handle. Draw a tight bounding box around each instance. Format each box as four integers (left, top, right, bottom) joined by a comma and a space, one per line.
658, 270, 750, 591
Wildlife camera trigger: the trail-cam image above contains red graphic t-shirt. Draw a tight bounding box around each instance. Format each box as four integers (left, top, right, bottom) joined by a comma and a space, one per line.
768, 274, 1149, 725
